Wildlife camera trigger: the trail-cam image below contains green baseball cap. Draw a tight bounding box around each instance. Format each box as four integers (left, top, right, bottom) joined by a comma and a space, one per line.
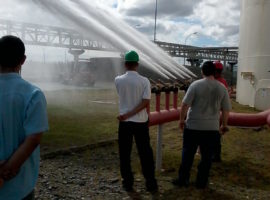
125, 50, 139, 62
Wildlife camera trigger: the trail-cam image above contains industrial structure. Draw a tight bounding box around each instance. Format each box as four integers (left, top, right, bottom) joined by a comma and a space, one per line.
236, 0, 270, 110
0, 19, 238, 65
155, 41, 238, 66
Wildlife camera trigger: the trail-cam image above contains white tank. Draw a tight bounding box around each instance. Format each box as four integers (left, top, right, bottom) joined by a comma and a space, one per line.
236, 0, 270, 110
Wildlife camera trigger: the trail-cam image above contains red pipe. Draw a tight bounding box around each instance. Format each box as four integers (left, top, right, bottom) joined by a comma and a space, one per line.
150, 91, 270, 128
228, 110, 270, 127
149, 108, 270, 127
165, 92, 170, 110
149, 109, 180, 126
155, 93, 161, 112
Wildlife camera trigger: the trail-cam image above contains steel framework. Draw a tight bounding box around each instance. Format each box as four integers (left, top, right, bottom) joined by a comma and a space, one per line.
0, 19, 238, 62
0, 19, 115, 51
155, 41, 238, 62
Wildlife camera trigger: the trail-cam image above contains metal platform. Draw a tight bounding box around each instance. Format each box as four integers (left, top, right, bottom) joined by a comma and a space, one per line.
0, 19, 238, 62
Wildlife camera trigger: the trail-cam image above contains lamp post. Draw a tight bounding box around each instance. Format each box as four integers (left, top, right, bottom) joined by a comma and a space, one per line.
184, 31, 198, 66
154, 0, 158, 42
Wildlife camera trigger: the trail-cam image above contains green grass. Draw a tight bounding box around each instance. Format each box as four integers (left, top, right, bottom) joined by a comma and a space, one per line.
42, 88, 270, 197
43, 88, 268, 152
43, 89, 119, 152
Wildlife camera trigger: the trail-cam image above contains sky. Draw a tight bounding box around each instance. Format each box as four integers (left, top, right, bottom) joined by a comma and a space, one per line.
0, 0, 242, 62
96, 0, 241, 47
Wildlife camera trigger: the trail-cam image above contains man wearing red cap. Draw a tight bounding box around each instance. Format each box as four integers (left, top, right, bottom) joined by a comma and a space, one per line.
214, 61, 228, 89
213, 61, 229, 162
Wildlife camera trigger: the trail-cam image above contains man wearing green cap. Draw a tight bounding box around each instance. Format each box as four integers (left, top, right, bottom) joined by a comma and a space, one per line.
115, 50, 157, 192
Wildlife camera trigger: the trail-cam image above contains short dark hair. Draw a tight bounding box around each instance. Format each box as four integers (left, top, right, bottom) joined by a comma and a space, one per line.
201, 61, 215, 76
0, 35, 25, 69
125, 61, 138, 69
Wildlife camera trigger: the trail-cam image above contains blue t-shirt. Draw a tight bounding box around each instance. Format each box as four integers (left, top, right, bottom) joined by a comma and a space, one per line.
0, 73, 49, 200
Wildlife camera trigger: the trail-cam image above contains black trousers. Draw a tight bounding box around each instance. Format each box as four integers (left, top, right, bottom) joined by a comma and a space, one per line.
22, 190, 35, 200
213, 134, 222, 159
178, 128, 219, 187
118, 121, 156, 187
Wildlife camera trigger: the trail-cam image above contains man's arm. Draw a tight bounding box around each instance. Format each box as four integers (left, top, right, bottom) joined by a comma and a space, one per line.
220, 88, 231, 134
117, 99, 149, 121
0, 133, 42, 180
179, 82, 194, 130
220, 110, 229, 134
179, 102, 189, 130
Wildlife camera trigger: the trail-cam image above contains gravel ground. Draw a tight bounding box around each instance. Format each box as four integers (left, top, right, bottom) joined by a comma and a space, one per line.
36, 143, 270, 200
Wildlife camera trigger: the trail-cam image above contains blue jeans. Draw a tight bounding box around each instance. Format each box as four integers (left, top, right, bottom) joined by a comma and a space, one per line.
178, 128, 219, 187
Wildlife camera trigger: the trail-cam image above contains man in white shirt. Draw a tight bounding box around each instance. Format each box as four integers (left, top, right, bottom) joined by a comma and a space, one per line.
115, 50, 157, 192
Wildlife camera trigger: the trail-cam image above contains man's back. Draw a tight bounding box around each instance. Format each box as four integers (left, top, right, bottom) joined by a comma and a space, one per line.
0, 73, 48, 199
115, 71, 150, 122
183, 78, 231, 131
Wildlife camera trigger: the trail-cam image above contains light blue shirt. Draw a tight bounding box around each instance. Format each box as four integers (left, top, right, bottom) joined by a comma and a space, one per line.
0, 73, 49, 200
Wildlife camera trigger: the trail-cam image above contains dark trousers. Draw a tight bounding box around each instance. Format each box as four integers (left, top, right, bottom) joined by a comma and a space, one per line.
22, 190, 35, 200
118, 121, 156, 187
178, 128, 219, 187
213, 134, 222, 160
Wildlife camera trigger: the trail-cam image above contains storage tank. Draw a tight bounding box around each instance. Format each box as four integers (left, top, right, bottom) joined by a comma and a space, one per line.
236, 0, 270, 110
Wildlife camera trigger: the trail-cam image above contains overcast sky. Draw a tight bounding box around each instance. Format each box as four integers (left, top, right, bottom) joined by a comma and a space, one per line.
97, 0, 241, 47
0, 0, 241, 62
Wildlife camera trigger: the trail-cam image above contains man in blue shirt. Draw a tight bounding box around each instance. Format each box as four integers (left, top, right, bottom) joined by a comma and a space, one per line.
0, 35, 49, 199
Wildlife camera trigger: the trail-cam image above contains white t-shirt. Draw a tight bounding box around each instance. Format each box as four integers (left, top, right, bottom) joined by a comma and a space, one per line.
115, 71, 151, 122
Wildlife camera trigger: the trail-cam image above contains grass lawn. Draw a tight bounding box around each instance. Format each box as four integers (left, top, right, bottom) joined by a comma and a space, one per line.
43, 87, 270, 196
43, 88, 262, 152
43, 89, 119, 151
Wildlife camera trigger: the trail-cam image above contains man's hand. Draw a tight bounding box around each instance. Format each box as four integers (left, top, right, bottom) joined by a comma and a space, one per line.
179, 120, 185, 131
0, 162, 19, 181
0, 133, 42, 183
0, 161, 6, 180
220, 125, 229, 135
0, 178, 4, 188
0, 161, 5, 168
117, 99, 149, 122
0, 161, 5, 188
179, 102, 189, 131
117, 114, 129, 121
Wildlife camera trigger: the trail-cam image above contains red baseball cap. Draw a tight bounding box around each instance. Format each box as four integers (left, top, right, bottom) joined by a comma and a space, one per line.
214, 61, 223, 70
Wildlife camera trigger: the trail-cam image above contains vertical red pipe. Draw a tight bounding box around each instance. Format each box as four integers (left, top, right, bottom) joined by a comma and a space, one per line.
156, 93, 161, 112
165, 92, 170, 110
173, 91, 178, 109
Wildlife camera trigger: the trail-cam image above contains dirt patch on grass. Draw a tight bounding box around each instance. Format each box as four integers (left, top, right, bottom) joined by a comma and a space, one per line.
36, 139, 270, 200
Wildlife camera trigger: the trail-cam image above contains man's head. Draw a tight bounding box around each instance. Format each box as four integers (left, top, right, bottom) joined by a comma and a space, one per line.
213, 61, 223, 75
124, 50, 139, 70
201, 61, 215, 77
0, 35, 26, 71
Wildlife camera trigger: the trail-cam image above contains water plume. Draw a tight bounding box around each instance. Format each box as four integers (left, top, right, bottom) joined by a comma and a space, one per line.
31, 0, 196, 80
